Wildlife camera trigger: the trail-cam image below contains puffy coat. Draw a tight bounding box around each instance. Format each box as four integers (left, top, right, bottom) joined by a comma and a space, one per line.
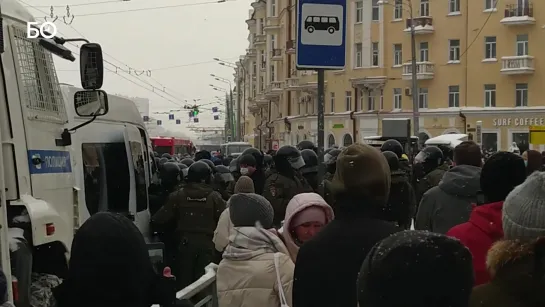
281, 193, 334, 262
216, 227, 294, 307
213, 207, 232, 252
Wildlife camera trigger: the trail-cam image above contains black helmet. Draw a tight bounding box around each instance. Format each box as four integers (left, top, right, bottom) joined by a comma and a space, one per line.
160, 162, 180, 190
161, 153, 172, 159
380, 139, 403, 158
275, 145, 305, 169
195, 150, 212, 161
301, 149, 318, 167
382, 151, 400, 171
187, 161, 212, 183
264, 154, 273, 167
223, 156, 233, 167
229, 158, 239, 173
324, 149, 341, 165
415, 146, 444, 167
297, 140, 315, 151
200, 159, 217, 173
153, 151, 159, 157
158, 157, 169, 168
241, 147, 264, 167
215, 165, 234, 184
178, 163, 189, 178
181, 158, 194, 167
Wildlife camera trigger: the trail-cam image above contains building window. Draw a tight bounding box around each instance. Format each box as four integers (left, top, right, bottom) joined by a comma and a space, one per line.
359, 91, 364, 111
379, 90, 384, 109
330, 92, 335, 112
259, 76, 264, 91
418, 87, 428, 108
368, 94, 375, 111
355, 43, 363, 68
512, 133, 529, 154
394, 0, 403, 19
485, 0, 497, 10
259, 18, 264, 34
482, 133, 498, 153
420, 0, 429, 16
484, 84, 496, 107
270, 64, 275, 81
448, 85, 460, 107
271, 34, 276, 48
516, 34, 528, 56
355, 1, 363, 23
449, 0, 460, 13
515, 83, 528, 107
484, 36, 496, 59
393, 44, 402, 66
449, 39, 460, 61
372, 0, 379, 21
393, 88, 402, 109
345, 91, 352, 111
372, 42, 379, 66
419, 42, 429, 61
252, 62, 257, 74
271, 0, 276, 16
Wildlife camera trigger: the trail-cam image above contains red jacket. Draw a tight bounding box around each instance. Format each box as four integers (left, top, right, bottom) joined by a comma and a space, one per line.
446, 201, 504, 286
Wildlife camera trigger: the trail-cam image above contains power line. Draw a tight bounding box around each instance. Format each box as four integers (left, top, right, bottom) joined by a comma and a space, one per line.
24, 0, 153, 8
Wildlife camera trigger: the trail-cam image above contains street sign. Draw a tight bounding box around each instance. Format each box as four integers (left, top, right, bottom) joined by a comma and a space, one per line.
530, 125, 545, 145
296, 0, 346, 69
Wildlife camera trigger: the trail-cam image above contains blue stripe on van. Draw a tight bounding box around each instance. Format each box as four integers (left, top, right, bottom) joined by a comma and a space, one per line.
28, 150, 72, 174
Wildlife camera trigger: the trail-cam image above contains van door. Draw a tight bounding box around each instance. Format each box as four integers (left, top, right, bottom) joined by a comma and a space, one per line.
124, 125, 150, 237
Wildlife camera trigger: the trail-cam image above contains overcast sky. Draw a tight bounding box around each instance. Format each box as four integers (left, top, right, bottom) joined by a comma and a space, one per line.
22, 0, 250, 135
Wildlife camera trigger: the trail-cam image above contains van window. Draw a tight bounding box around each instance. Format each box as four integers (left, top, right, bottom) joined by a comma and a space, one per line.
81, 143, 130, 215
129, 141, 148, 212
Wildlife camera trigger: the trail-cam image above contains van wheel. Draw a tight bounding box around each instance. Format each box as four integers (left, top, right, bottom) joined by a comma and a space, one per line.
327, 27, 335, 34
307, 27, 315, 33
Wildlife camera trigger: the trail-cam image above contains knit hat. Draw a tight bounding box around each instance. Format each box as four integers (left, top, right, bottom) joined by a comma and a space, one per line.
291, 206, 327, 228
234, 176, 254, 194
229, 193, 274, 229
331, 143, 391, 205
358, 230, 474, 307
503, 171, 545, 240
480, 151, 526, 203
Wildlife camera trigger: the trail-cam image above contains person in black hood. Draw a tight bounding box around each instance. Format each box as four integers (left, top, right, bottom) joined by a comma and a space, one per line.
382, 151, 416, 229
240, 148, 266, 194
52, 212, 192, 307
262, 145, 313, 228
300, 149, 319, 192
194, 150, 211, 161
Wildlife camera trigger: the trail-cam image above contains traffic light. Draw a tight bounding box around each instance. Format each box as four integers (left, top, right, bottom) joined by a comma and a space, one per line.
192, 105, 199, 116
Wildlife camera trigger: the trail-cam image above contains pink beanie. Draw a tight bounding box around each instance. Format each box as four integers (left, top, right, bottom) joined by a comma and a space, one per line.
291, 206, 326, 227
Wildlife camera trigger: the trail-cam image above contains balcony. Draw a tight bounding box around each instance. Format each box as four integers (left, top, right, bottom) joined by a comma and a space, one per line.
404, 17, 434, 35
285, 78, 299, 89
272, 49, 283, 61
263, 21, 281, 32
402, 62, 435, 80
260, 64, 266, 72
253, 35, 266, 45
500, 55, 534, 75
245, 18, 256, 29
246, 48, 256, 57
255, 95, 269, 107
265, 81, 284, 98
250, 0, 265, 10
501, 2, 535, 25
286, 40, 296, 54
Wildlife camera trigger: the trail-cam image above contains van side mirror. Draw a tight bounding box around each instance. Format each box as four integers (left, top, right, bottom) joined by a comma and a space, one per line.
79, 43, 104, 90
74, 90, 109, 117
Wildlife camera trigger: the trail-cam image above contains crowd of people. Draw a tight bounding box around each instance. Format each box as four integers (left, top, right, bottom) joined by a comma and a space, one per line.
22, 139, 545, 307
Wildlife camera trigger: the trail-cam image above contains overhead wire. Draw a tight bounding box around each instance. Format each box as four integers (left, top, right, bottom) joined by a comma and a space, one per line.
25, 0, 161, 8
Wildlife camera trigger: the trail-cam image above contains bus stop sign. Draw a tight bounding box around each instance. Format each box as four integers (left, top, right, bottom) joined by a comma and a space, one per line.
296, 0, 346, 69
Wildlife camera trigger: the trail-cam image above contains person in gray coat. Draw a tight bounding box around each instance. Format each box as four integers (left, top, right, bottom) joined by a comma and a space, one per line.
415, 141, 482, 234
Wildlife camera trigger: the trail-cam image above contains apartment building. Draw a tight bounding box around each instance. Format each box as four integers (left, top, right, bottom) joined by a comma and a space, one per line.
237, 0, 544, 152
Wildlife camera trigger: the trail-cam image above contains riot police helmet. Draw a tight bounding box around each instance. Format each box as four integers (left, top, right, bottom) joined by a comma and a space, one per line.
415, 146, 444, 167
160, 162, 181, 189
301, 149, 318, 167
195, 150, 212, 161
181, 158, 194, 167
229, 158, 239, 173
215, 165, 234, 183
187, 161, 212, 183
161, 153, 172, 159
380, 139, 404, 158
241, 147, 264, 167
324, 149, 341, 165
382, 151, 400, 171
178, 163, 189, 178
297, 140, 316, 151
158, 157, 169, 169
153, 151, 159, 158
275, 145, 305, 170
264, 154, 273, 167
324, 148, 333, 155
200, 159, 217, 173
223, 156, 233, 167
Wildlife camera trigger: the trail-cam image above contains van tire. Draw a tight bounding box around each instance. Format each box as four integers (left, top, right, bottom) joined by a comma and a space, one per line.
327, 27, 335, 34
307, 26, 315, 33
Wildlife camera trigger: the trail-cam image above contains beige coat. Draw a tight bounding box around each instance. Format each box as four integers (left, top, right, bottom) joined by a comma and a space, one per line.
216, 227, 294, 307
213, 207, 232, 252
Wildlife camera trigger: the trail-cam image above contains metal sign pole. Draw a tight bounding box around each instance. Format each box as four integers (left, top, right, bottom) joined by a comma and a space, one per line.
317, 69, 325, 182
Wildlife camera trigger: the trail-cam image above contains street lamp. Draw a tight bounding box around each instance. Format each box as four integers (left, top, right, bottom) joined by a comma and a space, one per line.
214, 58, 247, 140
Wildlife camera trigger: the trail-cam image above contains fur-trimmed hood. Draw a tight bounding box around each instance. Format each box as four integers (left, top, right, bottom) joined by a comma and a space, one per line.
484, 238, 545, 306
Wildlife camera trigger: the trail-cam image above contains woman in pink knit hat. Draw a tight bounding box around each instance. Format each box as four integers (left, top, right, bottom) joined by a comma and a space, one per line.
281, 193, 334, 261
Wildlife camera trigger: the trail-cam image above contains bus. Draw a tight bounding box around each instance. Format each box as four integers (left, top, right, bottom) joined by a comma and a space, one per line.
151, 137, 194, 156
220, 142, 253, 157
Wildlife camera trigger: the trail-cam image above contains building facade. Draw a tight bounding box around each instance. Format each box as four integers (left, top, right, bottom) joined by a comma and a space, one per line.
236, 0, 543, 152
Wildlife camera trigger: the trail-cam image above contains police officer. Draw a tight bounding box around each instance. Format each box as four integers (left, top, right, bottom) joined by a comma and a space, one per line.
161, 153, 172, 160
264, 154, 274, 175
181, 158, 194, 168
300, 149, 319, 192
240, 148, 266, 194
319, 148, 341, 209
195, 150, 212, 161
152, 161, 225, 289
200, 159, 217, 174
262, 145, 313, 227
381, 139, 411, 176
297, 140, 317, 154
214, 165, 235, 200
413, 146, 447, 205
